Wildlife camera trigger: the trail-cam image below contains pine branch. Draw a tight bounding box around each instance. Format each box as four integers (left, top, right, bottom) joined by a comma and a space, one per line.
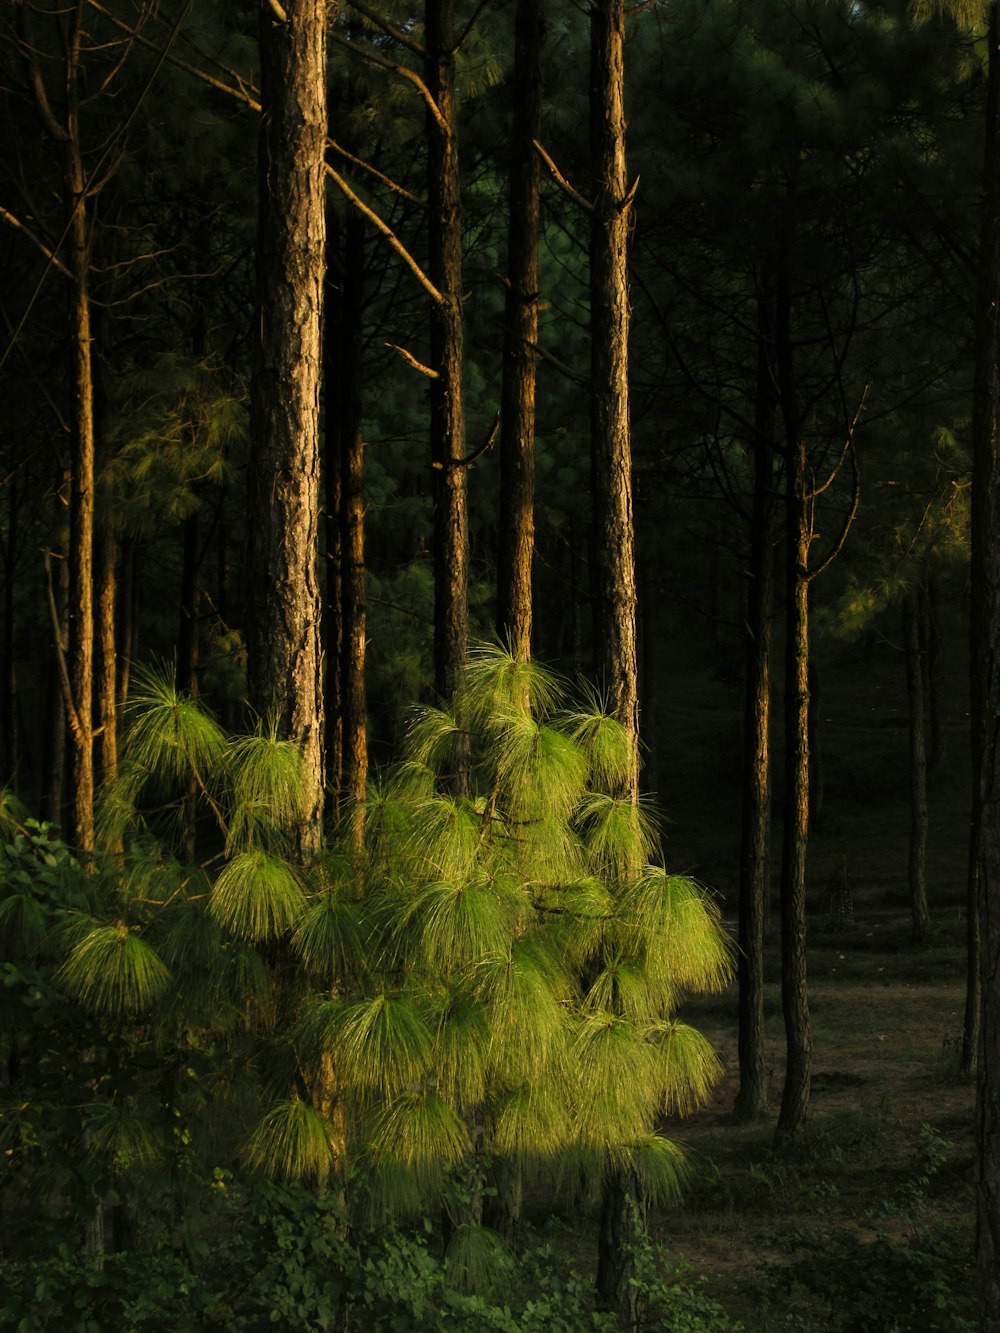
0, 204, 71, 277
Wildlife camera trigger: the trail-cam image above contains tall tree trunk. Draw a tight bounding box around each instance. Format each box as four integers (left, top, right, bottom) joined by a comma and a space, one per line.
774, 236, 811, 1148
340, 212, 367, 847
117, 540, 133, 713
589, 4, 642, 1328
43, 531, 69, 828
905, 587, 930, 945
735, 300, 776, 1123
589, 0, 639, 802
807, 661, 823, 829
96, 522, 118, 787
923, 578, 946, 769
972, 5, 1000, 1321
246, 0, 327, 859
497, 0, 544, 663
65, 60, 96, 856
324, 216, 344, 821
426, 0, 469, 712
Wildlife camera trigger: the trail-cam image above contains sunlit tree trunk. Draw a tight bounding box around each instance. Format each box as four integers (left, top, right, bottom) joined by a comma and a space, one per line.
426, 0, 469, 711
246, 0, 327, 859
63, 20, 96, 856
774, 234, 811, 1147
340, 211, 367, 846
589, 3, 642, 1327
324, 216, 344, 821
736, 298, 776, 1123
497, 0, 544, 663
589, 0, 639, 803
97, 522, 118, 787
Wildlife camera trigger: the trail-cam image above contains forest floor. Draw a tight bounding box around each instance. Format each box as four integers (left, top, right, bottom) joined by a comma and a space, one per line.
588, 615, 977, 1327
661, 919, 974, 1328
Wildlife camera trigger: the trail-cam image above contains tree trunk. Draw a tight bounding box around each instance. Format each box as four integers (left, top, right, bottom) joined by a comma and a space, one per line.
340, 211, 367, 847
97, 522, 118, 788
735, 301, 776, 1123
905, 587, 930, 946
972, 6, 1000, 1322
426, 0, 469, 713
497, 0, 544, 663
43, 533, 69, 828
595, 1165, 645, 1333
589, 4, 643, 1326
65, 85, 96, 856
923, 578, 946, 769
246, 0, 327, 860
807, 661, 823, 829
324, 216, 344, 822
774, 236, 811, 1148
117, 540, 133, 713
589, 0, 639, 802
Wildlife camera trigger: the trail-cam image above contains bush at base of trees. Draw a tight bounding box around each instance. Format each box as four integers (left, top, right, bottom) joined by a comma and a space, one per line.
0, 1178, 742, 1333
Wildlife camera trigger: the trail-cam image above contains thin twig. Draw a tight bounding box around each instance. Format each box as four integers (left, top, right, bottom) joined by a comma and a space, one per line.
386, 342, 438, 378
533, 140, 593, 214
43, 550, 84, 746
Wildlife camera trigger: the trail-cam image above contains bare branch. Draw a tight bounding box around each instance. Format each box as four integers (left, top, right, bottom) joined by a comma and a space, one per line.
806, 390, 866, 583
345, 1, 426, 57
386, 341, 438, 378
0, 203, 71, 277
84, 0, 261, 111
327, 134, 424, 208
526, 338, 588, 387
453, 0, 491, 53
330, 28, 446, 134
533, 139, 593, 214
44, 550, 84, 746
326, 162, 442, 306
435, 411, 500, 471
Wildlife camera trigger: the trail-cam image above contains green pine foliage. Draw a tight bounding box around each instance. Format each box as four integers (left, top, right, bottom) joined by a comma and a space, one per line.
0, 647, 732, 1295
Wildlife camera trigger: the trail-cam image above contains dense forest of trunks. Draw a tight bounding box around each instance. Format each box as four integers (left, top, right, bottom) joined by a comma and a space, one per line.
2, 1, 1000, 1326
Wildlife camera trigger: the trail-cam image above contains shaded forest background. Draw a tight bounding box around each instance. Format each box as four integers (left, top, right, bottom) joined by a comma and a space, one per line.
0, 0, 990, 1329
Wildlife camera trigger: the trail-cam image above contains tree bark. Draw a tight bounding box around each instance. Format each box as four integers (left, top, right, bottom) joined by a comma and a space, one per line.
735, 299, 776, 1123
339, 211, 367, 847
589, 0, 639, 803
589, 4, 643, 1326
905, 587, 930, 946
97, 522, 118, 787
63, 23, 96, 856
774, 234, 811, 1148
595, 1165, 645, 1333
426, 0, 469, 712
246, 0, 327, 859
972, 6, 1000, 1322
497, 0, 544, 663
324, 216, 344, 822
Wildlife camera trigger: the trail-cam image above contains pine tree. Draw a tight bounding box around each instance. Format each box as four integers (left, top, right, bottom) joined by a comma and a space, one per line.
246, 0, 328, 859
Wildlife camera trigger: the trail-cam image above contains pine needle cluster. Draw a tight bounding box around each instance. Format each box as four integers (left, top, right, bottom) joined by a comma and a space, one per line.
19, 646, 732, 1253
